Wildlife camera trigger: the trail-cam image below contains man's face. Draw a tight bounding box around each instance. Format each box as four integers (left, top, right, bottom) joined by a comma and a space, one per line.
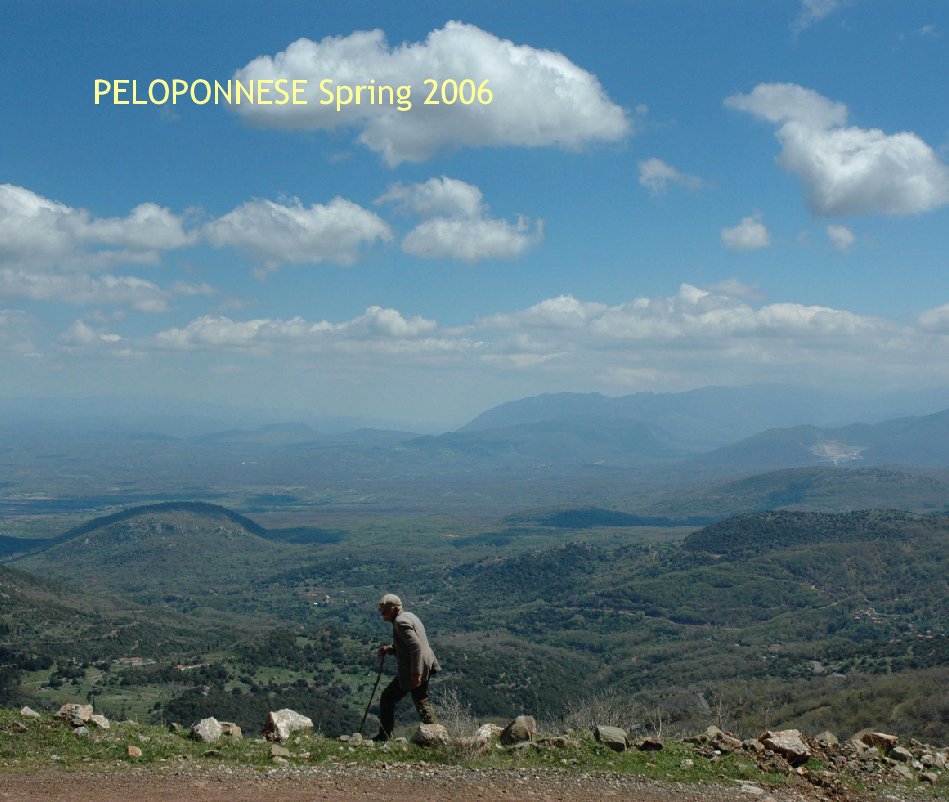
380, 604, 398, 621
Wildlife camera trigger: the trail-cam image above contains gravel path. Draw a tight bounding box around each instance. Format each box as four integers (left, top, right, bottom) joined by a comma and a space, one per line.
0, 764, 895, 802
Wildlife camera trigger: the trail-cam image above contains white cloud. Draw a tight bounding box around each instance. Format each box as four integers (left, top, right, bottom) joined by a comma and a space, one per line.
203, 196, 392, 270
918, 303, 949, 333
776, 123, 949, 216
402, 216, 541, 262
480, 295, 608, 330
0, 268, 170, 312
638, 158, 703, 194
59, 320, 123, 347
724, 83, 846, 129
230, 21, 630, 165
154, 306, 457, 356
377, 177, 541, 262
721, 213, 771, 251
708, 279, 764, 300
170, 281, 216, 297
88, 283, 948, 400
0, 184, 191, 270
793, 0, 847, 33
827, 224, 855, 252
375, 176, 484, 218
466, 284, 921, 393
480, 284, 882, 344
726, 83, 949, 216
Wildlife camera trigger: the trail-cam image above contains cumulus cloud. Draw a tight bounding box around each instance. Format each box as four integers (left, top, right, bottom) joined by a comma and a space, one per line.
402, 216, 541, 261
638, 158, 703, 194
377, 177, 541, 262
469, 284, 915, 392
827, 224, 855, 252
129, 284, 949, 395
793, 0, 848, 33
918, 303, 949, 333
203, 196, 392, 271
721, 213, 771, 251
376, 177, 484, 219
0, 184, 191, 271
154, 306, 457, 356
725, 83, 949, 216
59, 320, 123, 347
0, 268, 170, 312
230, 21, 630, 164
480, 284, 884, 346
724, 83, 846, 129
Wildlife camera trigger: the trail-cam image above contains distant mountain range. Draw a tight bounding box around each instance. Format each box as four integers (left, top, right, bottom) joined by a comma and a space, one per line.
698, 408, 949, 471
459, 384, 949, 448
1, 385, 947, 520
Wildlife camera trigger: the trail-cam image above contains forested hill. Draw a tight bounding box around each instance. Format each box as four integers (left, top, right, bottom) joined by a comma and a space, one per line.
57, 501, 269, 542
683, 509, 948, 558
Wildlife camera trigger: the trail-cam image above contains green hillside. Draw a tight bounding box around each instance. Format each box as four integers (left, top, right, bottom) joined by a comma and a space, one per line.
5, 503, 946, 742
16, 502, 292, 609
641, 466, 949, 518
0, 564, 219, 708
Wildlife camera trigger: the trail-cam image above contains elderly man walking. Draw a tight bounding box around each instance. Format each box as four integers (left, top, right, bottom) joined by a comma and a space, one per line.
373, 593, 440, 741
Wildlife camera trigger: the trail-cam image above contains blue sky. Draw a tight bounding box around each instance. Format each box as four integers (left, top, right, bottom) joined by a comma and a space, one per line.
1, 0, 947, 429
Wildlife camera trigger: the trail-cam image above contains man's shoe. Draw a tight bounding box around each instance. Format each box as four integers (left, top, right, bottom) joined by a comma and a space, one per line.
371, 731, 390, 742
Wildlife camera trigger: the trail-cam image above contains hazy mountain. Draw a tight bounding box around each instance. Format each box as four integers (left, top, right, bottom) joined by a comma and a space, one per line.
699, 408, 949, 472
192, 422, 322, 446
641, 466, 949, 519
406, 416, 683, 466
460, 384, 949, 451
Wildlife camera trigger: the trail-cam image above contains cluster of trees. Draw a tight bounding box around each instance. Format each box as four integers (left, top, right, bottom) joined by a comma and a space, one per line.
162, 681, 354, 734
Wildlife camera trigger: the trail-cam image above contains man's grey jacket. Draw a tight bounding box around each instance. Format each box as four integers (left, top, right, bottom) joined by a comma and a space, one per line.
391, 610, 440, 691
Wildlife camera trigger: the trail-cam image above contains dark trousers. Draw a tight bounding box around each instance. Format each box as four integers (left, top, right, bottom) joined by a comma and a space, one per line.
377, 676, 436, 738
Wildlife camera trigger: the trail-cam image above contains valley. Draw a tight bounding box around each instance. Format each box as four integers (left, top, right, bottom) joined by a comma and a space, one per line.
1, 387, 947, 745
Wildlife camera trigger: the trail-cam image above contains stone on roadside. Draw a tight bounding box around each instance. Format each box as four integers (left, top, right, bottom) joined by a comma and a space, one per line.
814, 731, 838, 748
707, 725, 743, 753
269, 744, 291, 759
127, 745, 143, 758
20, 707, 41, 719
191, 717, 223, 743
760, 729, 811, 766
220, 721, 242, 740
890, 745, 913, 762
263, 709, 313, 743
500, 715, 537, 746
635, 736, 664, 751
743, 738, 766, 753
594, 725, 629, 752
476, 723, 503, 742
891, 763, 915, 781
58, 703, 94, 728
860, 731, 898, 752
411, 723, 450, 747
89, 714, 110, 730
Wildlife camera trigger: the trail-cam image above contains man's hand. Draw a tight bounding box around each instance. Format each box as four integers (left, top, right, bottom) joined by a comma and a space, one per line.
378, 645, 393, 656
410, 674, 423, 688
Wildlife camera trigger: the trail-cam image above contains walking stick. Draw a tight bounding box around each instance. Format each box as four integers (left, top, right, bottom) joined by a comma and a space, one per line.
359, 653, 385, 734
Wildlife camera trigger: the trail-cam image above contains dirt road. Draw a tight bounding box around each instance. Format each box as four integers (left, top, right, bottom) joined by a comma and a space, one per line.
0, 764, 893, 802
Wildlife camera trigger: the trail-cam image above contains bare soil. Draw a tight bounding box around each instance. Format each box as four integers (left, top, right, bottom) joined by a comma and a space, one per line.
0, 765, 900, 802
